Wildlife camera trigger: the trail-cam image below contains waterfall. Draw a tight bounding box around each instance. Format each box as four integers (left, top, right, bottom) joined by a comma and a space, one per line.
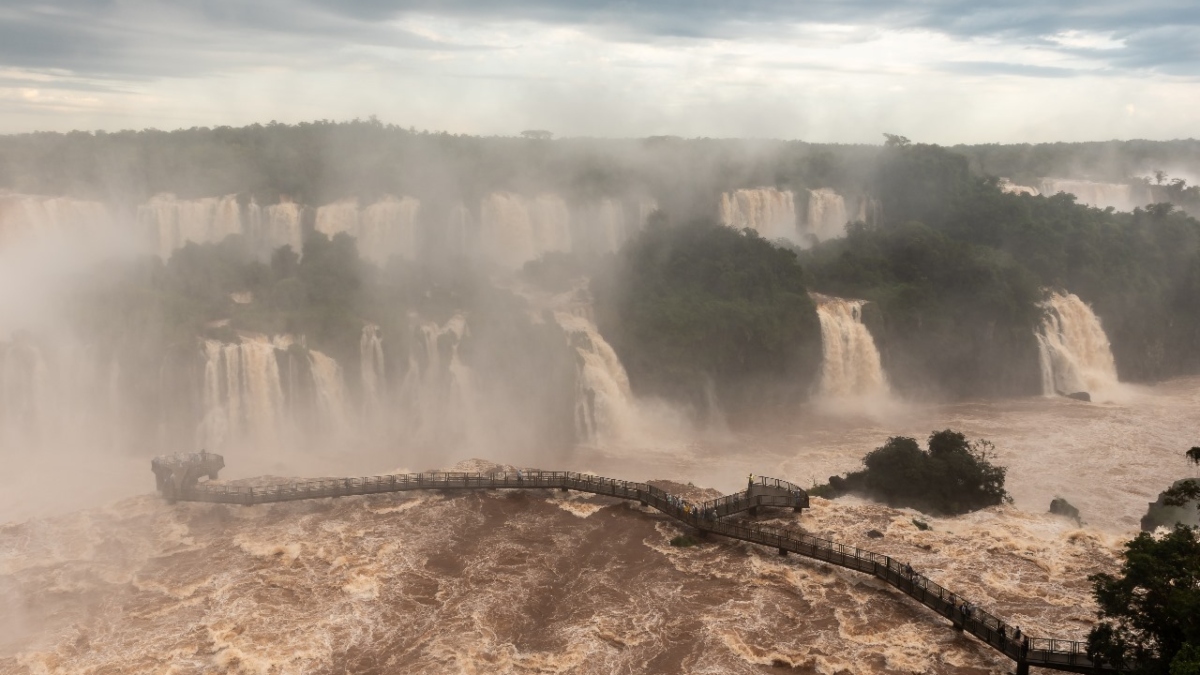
398, 314, 474, 442
999, 179, 1039, 196
0, 338, 49, 444
251, 200, 304, 255
307, 349, 348, 433
0, 194, 114, 247
575, 199, 625, 254
636, 198, 659, 230
315, 199, 361, 239
530, 195, 572, 256
357, 324, 386, 417
720, 188, 797, 242
139, 194, 244, 259
479, 193, 571, 267
555, 312, 637, 444
200, 336, 286, 450
813, 294, 889, 399
315, 196, 421, 264
804, 188, 848, 241
1036, 292, 1119, 397
480, 193, 537, 268
360, 197, 420, 263
1039, 179, 1151, 212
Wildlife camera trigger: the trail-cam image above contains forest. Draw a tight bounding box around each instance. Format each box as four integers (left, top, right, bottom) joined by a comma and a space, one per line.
5, 121, 1200, 420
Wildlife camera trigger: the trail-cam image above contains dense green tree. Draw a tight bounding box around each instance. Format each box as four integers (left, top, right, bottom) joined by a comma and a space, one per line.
825, 430, 1010, 515
1087, 525, 1200, 674
595, 218, 822, 414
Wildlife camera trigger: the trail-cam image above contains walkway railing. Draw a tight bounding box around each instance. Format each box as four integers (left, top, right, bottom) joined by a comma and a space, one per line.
152, 454, 1119, 674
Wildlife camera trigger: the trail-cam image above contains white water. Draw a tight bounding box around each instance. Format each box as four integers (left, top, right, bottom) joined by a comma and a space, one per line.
804, 188, 849, 241
556, 312, 638, 444
999, 179, 1039, 196
1039, 179, 1152, 212
574, 199, 626, 254
360, 324, 386, 419
1036, 291, 1120, 398
720, 188, 797, 242
308, 349, 349, 434
0, 194, 115, 247
139, 193, 243, 259
813, 295, 889, 399
250, 199, 304, 255
397, 315, 476, 444
0, 338, 49, 446
200, 335, 287, 451
479, 193, 571, 268
315, 196, 422, 263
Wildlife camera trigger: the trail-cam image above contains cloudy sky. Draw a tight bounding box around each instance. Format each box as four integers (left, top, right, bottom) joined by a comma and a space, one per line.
0, 0, 1197, 142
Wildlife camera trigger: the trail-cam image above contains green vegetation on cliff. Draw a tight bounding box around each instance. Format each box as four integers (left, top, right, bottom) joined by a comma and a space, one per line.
1087, 525, 1200, 674
595, 217, 822, 413
822, 430, 1010, 516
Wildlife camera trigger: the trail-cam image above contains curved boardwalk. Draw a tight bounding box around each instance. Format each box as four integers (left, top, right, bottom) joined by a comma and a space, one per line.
153, 452, 1118, 674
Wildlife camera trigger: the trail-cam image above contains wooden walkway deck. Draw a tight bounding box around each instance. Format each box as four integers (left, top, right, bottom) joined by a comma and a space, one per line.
153, 453, 1118, 674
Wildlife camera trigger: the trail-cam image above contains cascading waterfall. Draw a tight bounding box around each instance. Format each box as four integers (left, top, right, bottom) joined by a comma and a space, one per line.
250, 200, 304, 254
636, 198, 659, 229
805, 188, 849, 241
0, 338, 49, 444
1036, 291, 1119, 397
1038, 179, 1151, 212
360, 324, 386, 417
307, 350, 348, 434
0, 194, 114, 246
398, 315, 475, 442
529, 195, 572, 256
555, 312, 638, 444
574, 199, 625, 254
200, 336, 287, 450
360, 196, 420, 263
314, 199, 361, 239
480, 193, 537, 268
720, 188, 797, 242
479, 193, 571, 267
139, 193, 244, 259
316, 197, 422, 263
813, 294, 889, 399
999, 179, 1039, 196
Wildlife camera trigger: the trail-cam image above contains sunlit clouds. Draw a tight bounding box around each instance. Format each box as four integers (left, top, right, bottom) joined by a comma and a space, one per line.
0, 0, 1196, 141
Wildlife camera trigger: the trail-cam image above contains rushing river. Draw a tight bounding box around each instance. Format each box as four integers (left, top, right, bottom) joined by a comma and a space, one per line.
1, 377, 1197, 674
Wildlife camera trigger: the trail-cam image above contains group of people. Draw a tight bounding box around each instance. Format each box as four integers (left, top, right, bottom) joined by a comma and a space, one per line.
665, 493, 719, 520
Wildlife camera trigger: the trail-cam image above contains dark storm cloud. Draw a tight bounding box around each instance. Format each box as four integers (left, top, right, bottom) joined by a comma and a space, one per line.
0, 0, 1196, 78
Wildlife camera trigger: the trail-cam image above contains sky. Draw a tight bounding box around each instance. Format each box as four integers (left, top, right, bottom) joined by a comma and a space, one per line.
0, 0, 1197, 143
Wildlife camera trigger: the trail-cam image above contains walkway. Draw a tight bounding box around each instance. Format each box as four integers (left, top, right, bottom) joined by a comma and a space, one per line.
152, 453, 1118, 674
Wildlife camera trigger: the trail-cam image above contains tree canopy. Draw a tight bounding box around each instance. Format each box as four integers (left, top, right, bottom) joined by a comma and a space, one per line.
823, 430, 1010, 516
1087, 525, 1200, 674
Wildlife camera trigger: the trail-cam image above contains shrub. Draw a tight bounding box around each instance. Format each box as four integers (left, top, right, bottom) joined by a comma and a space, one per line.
826, 429, 1011, 516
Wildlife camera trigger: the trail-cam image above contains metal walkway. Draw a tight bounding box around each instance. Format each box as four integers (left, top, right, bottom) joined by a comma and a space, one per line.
152, 453, 1118, 674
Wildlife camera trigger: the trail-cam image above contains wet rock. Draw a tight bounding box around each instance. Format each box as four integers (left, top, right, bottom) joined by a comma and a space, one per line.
1141, 480, 1200, 531
1065, 391, 1091, 402
866, 529, 884, 539
1049, 497, 1082, 524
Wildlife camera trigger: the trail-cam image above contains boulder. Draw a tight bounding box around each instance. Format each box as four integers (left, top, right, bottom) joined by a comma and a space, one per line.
866, 529, 884, 539
1141, 480, 1200, 531
1065, 391, 1091, 402
1049, 497, 1082, 523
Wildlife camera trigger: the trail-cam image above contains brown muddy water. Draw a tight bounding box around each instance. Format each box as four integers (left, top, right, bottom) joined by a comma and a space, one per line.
1, 377, 1198, 674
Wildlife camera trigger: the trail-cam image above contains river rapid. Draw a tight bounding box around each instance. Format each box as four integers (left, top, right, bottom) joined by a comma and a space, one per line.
1, 377, 1197, 674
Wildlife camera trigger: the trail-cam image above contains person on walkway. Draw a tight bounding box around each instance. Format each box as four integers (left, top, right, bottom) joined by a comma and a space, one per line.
748, 473, 755, 488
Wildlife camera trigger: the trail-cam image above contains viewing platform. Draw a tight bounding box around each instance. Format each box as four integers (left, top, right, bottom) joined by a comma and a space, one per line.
152, 453, 1122, 673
